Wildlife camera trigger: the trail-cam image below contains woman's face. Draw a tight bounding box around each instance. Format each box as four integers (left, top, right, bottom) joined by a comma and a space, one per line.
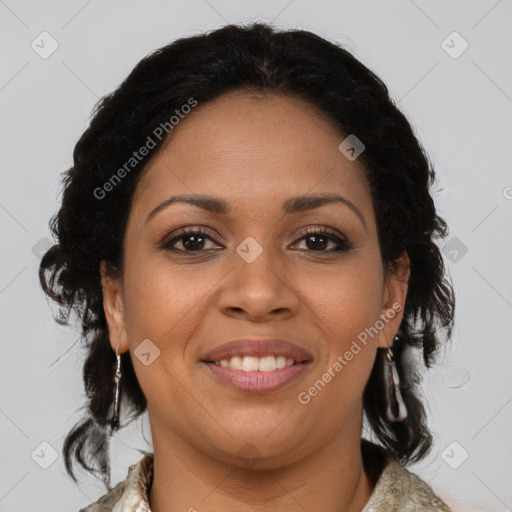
101, 91, 409, 468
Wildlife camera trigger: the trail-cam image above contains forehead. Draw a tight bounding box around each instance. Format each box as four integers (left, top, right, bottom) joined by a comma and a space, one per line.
133, 91, 373, 220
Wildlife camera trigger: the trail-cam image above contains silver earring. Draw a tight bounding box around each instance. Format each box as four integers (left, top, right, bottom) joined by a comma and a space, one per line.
110, 343, 122, 434
384, 334, 408, 422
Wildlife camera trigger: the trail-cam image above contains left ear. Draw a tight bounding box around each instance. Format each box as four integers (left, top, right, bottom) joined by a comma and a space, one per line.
377, 251, 410, 349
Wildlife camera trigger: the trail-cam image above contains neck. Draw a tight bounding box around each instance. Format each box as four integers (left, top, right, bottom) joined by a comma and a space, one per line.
148, 419, 376, 512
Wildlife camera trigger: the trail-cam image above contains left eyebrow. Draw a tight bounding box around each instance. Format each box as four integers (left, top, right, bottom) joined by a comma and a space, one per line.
282, 193, 366, 230
145, 192, 366, 231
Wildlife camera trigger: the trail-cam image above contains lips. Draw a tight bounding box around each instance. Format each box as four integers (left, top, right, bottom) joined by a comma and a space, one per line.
200, 338, 314, 392
201, 337, 313, 364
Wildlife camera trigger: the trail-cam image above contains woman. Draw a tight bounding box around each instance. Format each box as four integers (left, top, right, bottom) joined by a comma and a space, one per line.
40, 22, 455, 511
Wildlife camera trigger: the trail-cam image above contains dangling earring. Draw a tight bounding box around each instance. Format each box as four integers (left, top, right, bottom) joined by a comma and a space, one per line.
384, 334, 408, 422
110, 343, 122, 435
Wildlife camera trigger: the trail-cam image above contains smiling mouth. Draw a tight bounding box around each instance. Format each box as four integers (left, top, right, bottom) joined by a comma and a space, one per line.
202, 354, 310, 371
201, 356, 312, 393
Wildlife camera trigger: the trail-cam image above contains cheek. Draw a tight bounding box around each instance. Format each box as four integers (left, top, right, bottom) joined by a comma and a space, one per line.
119, 258, 205, 414
120, 254, 227, 404
296, 255, 383, 396
122, 256, 213, 343
300, 257, 384, 340
296, 281, 380, 432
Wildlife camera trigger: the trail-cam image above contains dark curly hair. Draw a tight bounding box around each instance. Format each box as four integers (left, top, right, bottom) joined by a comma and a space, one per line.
39, 22, 455, 489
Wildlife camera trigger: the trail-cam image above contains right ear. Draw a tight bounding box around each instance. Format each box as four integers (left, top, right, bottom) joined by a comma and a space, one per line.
100, 260, 129, 354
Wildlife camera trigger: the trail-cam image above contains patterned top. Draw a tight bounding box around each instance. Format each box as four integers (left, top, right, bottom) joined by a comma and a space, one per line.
79, 442, 451, 511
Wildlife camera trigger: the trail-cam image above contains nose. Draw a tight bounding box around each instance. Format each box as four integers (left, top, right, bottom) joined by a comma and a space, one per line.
217, 248, 301, 322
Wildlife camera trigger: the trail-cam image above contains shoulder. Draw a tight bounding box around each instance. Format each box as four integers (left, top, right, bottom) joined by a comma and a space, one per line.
78, 451, 154, 512
367, 457, 451, 511
78, 479, 127, 512
362, 440, 451, 512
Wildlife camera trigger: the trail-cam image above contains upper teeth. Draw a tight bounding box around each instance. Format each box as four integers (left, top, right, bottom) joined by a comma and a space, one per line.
214, 355, 296, 371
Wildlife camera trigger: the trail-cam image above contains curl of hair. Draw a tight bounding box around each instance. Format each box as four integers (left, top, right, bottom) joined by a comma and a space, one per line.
39, 22, 455, 487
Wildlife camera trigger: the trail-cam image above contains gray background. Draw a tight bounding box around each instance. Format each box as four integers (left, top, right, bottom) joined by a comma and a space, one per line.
1, 1, 511, 511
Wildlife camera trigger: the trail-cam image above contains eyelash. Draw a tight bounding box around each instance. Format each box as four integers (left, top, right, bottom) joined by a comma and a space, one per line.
159, 226, 353, 255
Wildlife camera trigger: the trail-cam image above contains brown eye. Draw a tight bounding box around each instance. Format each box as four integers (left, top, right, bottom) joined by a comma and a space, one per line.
294, 228, 353, 253
160, 227, 223, 252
